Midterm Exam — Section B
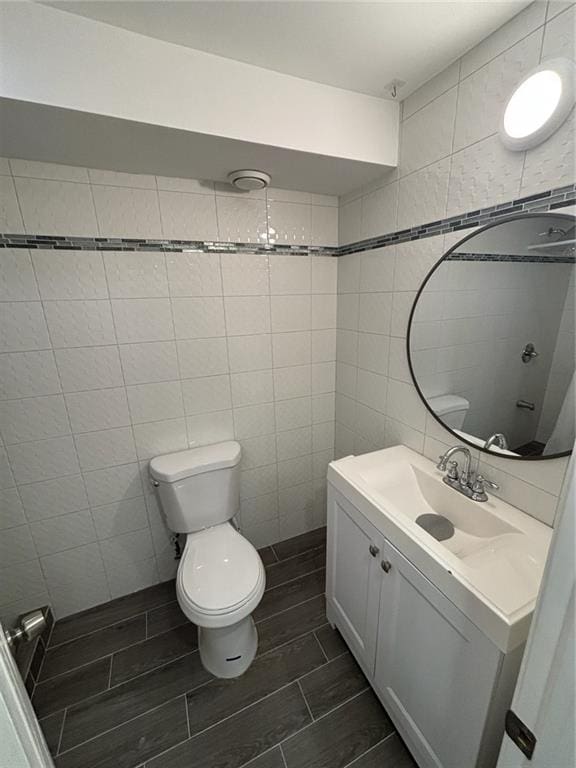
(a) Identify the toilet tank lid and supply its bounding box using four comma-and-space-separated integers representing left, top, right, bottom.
428, 394, 469, 416
149, 441, 241, 483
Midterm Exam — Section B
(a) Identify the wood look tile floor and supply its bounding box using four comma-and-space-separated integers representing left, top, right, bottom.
32, 526, 417, 768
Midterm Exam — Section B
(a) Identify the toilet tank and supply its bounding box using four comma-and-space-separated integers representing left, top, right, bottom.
428, 394, 470, 430
149, 442, 241, 534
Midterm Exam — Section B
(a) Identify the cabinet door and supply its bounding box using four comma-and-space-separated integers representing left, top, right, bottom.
326, 487, 384, 675
374, 541, 500, 768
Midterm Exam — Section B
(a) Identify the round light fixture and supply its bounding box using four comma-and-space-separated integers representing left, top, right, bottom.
227, 170, 271, 191
500, 58, 576, 151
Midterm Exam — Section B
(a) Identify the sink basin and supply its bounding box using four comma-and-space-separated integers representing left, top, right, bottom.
327, 444, 552, 651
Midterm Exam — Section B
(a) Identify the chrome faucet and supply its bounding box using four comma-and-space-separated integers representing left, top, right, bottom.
484, 433, 509, 451
436, 445, 499, 502
437, 445, 473, 489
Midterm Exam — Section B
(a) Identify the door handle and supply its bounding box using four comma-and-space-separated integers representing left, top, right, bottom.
369, 544, 380, 557
381, 560, 392, 573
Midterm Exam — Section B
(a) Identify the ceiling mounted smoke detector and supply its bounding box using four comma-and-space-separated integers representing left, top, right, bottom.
227, 170, 271, 191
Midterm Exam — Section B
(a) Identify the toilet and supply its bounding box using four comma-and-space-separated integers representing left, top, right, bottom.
427, 394, 470, 430
149, 441, 265, 679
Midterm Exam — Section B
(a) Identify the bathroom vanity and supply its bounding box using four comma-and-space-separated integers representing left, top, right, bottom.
326, 445, 552, 768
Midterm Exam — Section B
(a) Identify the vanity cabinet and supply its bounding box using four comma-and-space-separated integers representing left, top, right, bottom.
326, 485, 523, 768
325, 491, 384, 673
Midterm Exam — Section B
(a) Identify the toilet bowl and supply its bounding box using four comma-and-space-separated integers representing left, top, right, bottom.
149, 441, 265, 678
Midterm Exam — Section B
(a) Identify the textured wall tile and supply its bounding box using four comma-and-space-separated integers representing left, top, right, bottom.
171, 297, 225, 339
92, 185, 162, 238
361, 182, 398, 240
11, 159, 89, 182
7, 436, 80, 484
44, 300, 116, 347
127, 381, 184, 424
397, 158, 450, 231
120, 341, 179, 385
177, 338, 228, 379
104, 251, 168, 299
521, 109, 576, 195
454, 31, 542, 151
65, 388, 131, 433
19, 475, 88, 521
112, 298, 174, 343
75, 427, 137, 471
0, 395, 70, 444
159, 190, 219, 240
32, 250, 107, 300
221, 253, 270, 296
400, 88, 458, 176
403, 61, 460, 120
0, 176, 25, 233
165, 252, 222, 297
0, 302, 50, 352
0, 249, 39, 301
31, 509, 96, 556
310, 206, 338, 247
83, 463, 143, 507
0, 351, 60, 399
0, 487, 25, 530
268, 201, 311, 245
447, 135, 524, 217
15, 178, 97, 235
55, 346, 123, 392
0, 524, 37, 566
216, 196, 268, 243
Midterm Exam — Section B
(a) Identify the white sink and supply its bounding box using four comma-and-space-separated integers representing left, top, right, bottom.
328, 445, 552, 651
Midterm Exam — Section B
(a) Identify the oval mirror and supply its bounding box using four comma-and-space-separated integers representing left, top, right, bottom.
408, 213, 575, 459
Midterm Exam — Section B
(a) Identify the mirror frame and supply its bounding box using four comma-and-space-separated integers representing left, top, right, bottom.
406, 212, 574, 461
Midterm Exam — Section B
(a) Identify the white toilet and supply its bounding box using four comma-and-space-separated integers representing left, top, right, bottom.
427, 394, 470, 430
149, 441, 265, 679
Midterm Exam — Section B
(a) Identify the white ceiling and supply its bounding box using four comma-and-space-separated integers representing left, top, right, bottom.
49, 0, 531, 99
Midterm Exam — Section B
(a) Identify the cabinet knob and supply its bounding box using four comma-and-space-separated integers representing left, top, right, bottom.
369, 544, 380, 557
381, 560, 392, 573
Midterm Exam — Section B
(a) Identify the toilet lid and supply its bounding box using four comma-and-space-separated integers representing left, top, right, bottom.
178, 525, 262, 615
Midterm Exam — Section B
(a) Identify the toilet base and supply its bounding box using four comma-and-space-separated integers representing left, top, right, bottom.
198, 615, 258, 678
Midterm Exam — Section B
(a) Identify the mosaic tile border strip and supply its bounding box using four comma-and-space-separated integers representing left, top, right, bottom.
0, 184, 574, 258
337, 183, 576, 256
0, 235, 336, 257
446, 251, 575, 263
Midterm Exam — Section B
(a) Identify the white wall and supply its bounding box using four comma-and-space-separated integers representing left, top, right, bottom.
0, 160, 338, 622
411, 259, 571, 451
0, 2, 398, 169
339, 1, 575, 244
538, 264, 576, 442
335, 1, 574, 526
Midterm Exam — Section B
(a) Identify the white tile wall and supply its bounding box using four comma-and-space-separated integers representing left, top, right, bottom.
0, 164, 337, 619
338, 3, 575, 245
0, 163, 338, 246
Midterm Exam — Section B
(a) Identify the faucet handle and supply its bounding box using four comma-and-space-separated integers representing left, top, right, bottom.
446, 460, 459, 481
471, 474, 499, 501
436, 454, 448, 470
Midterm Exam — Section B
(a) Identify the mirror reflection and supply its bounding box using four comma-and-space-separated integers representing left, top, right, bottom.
408, 214, 575, 459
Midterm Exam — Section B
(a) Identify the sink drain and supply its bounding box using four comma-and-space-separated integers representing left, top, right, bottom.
416, 513, 455, 542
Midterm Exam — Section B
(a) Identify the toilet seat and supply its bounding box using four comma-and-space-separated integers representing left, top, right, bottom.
176, 523, 265, 629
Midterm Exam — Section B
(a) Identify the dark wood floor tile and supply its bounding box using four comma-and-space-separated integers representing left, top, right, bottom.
146, 601, 187, 638
33, 657, 111, 718
282, 689, 394, 768
258, 546, 278, 566
299, 652, 368, 719
148, 683, 311, 768
265, 547, 326, 590
272, 527, 326, 561
254, 569, 325, 622
39, 709, 65, 755
60, 651, 210, 752
55, 695, 188, 768
314, 625, 347, 660
257, 595, 326, 656
50, 581, 175, 646
242, 748, 285, 768
187, 632, 325, 737
111, 623, 198, 686
41, 616, 146, 681
348, 733, 417, 768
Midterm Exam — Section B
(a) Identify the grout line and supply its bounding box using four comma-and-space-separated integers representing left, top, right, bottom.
35, 653, 114, 688
55, 708, 67, 756
313, 630, 329, 663
297, 679, 315, 722
277, 687, 372, 749
279, 743, 289, 768
342, 731, 398, 768
183, 692, 191, 740
57, 676, 212, 757
107, 655, 113, 689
